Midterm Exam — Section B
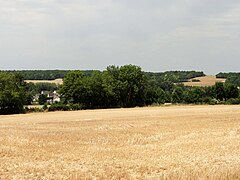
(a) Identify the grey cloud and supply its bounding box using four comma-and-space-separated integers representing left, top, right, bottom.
0, 0, 240, 73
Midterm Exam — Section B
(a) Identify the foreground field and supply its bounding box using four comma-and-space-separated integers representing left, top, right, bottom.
0, 106, 239, 179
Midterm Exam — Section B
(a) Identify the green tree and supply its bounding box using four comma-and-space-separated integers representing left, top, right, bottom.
185, 87, 205, 103
59, 70, 86, 104
38, 94, 48, 105
103, 65, 146, 107
172, 86, 185, 103
87, 71, 110, 108
0, 72, 25, 114
145, 87, 166, 105
214, 82, 225, 101
224, 83, 239, 100
118, 64, 146, 107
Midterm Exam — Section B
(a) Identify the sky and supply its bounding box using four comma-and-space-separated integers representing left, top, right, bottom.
0, 0, 240, 74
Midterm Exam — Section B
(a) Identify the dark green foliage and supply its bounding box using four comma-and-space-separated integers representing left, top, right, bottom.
59, 70, 87, 104
203, 86, 216, 99
59, 65, 146, 108
185, 87, 205, 103
216, 72, 228, 78
225, 98, 240, 105
214, 82, 225, 101
224, 83, 239, 100
24, 107, 44, 113
202, 97, 217, 105
0, 72, 25, 114
145, 87, 166, 105
2, 67, 240, 114
48, 103, 70, 111
34, 83, 58, 93
1, 70, 95, 80
118, 65, 146, 107
69, 103, 82, 111
172, 86, 185, 103
57, 67, 240, 108
216, 72, 240, 86
191, 79, 200, 82
42, 103, 48, 110
2, 70, 205, 83
38, 94, 48, 105
48, 103, 82, 111
145, 71, 205, 84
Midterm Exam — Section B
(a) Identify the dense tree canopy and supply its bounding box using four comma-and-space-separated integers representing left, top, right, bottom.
1, 70, 95, 80
216, 72, 240, 86
59, 65, 146, 108
57, 65, 240, 110
0, 72, 25, 114
1, 65, 240, 114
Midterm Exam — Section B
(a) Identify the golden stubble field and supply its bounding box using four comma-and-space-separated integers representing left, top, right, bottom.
183, 75, 226, 87
25, 79, 63, 85
0, 105, 240, 179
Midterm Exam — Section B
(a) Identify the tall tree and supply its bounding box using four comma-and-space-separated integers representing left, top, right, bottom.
224, 83, 239, 100
172, 86, 185, 103
0, 72, 25, 114
185, 87, 205, 103
118, 65, 146, 107
59, 70, 86, 104
215, 82, 225, 101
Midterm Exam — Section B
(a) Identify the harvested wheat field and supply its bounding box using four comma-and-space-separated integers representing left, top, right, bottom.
183, 75, 226, 87
25, 78, 63, 85
0, 105, 240, 179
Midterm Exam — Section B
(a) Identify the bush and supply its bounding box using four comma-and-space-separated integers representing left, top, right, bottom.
225, 98, 240, 105
69, 103, 82, 111
25, 107, 44, 113
48, 103, 70, 111
191, 79, 200, 82
202, 97, 217, 105
42, 103, 48, 111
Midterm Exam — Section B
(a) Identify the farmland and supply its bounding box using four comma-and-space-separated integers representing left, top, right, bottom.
183, 75, 226, 87
24, 75, 226, 87
25, 78, 63, 85
0, 105, 239, 179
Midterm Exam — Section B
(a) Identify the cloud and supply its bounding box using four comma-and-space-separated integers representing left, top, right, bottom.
0, 0, 239, 73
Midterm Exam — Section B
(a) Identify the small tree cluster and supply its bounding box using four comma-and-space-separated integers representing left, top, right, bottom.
0, 72, 25, 114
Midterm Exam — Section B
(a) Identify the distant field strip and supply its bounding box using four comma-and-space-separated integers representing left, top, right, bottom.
25, 78, 63, 84
0, 105, 239, 179
183, 75, 226, 86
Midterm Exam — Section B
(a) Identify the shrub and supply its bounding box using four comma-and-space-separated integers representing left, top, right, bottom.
42, 103, 48, 111
225, 98, 240, 105
202, 97, 217, 105
69, 103, 82, 111
25, 107, 44, 113
48, 103, 70, 111
191, 79, 200, 82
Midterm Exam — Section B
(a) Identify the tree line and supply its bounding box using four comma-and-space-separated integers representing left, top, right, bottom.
216, 72, 240, 86
1, 70, 95, 80
58, 65, 239, 110
0, 72, 25, 114
0, 65, 239, 114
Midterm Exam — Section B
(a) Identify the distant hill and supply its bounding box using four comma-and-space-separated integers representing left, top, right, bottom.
145, 71, 205, 83
183, 76, 226, 87
216, 72, 240, 86
5, 69, 240, 87
25, 79, 63, 85
0, 70, 95, 80
2, 70, 206, 83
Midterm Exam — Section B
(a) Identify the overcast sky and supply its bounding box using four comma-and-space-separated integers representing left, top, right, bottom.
0, 0, 240, 74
